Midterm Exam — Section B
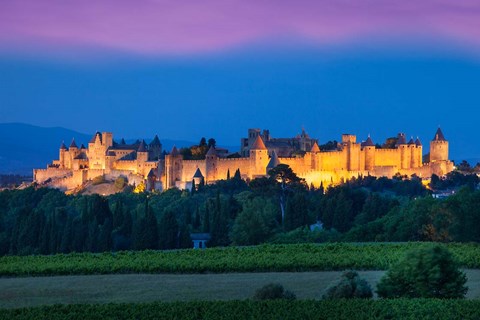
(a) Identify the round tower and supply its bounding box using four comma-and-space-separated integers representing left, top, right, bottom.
137, 140, 149, 163
430, 128, 449, 162
407, 137, 416, 168
69, 138, 79, 165
165, 146, 182, 189
310, 142, 320, 170
363, 135, 376, 171
59, 141, 67, 168
396, 133, 409, 169
205, 146, 218, 182
192, 167, 204, 187
414, 137, 423, 167
249, 136, 269, 178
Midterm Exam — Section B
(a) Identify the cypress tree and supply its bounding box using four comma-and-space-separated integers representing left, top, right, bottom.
210, 194, 229, 246
98, 217, 113, 252
191, 179, 196, 195
159, 211, 179, 249
193, 207, 201, 231
234, 169, 241, 180
203, 202, 210, 233
60, 215, 73, 253
113, 200, 125, 230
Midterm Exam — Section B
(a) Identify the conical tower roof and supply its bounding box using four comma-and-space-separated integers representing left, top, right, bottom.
251, 136, 267, 150
193, 168, 204, 179
171, 145, 179, 156
433, 127, 446, 141
69, 138, 78, 148
90, 131, 101, 143
408, 137, 415, 145
363, 135, 375, 147
149, 135, 162, 147
206, 146, 218, 157
60, 141, 67, 150
415, 137, 422, 146
147, 168, 157, 177
267, 151, 280, 169
137, 140, 147, 152
310, 142, 320, 152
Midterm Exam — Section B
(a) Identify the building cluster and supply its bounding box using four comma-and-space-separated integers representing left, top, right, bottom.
34, 128, 454, 192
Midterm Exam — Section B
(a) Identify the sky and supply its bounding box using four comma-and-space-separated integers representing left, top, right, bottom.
1, 0, 480, 160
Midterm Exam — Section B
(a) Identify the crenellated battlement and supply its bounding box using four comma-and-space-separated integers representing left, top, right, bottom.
34, 128, 453, 192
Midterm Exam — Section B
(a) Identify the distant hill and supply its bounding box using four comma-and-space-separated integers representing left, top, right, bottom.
0, 123, 198, 175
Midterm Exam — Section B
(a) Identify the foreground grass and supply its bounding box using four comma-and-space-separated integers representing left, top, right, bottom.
2, 271, 480, 309
2, 299, 480, 320
1, 243, 479, 277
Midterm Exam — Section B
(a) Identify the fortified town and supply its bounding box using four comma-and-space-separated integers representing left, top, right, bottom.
34, 128, 453, 192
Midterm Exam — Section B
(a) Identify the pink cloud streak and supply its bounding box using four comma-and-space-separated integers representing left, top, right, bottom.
1, 0, 480, 55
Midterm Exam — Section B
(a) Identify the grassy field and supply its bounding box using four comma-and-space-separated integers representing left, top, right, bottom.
3, 299, 480, 320
1, 270, 480, 309
1, 243, 480, 276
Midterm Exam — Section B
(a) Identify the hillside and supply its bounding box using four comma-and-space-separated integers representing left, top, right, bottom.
0, 123, 198, 175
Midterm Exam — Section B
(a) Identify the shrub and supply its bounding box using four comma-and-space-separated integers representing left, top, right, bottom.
114, 176, 127, 190
377, 244, 468, 298
253, 283, 296, 301
92, 175, 106, 185
323, 271, 373, 299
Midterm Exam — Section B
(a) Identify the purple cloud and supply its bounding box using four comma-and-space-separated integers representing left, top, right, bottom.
1, 0, 480, 55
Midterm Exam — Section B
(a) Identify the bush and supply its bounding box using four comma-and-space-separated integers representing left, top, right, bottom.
323, 271, 373, 299
114, 176, 127, 190
253, 283, 296, 301
92, 175, 106, 185
377, 244, 468, 298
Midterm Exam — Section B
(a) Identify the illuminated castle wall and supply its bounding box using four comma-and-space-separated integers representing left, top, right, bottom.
34, 128, 454, 191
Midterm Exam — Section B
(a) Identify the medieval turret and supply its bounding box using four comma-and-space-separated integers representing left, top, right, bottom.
149, 135, 162, 160
205, 146, 218, 182
249, 136, 269, 178
59, 141, 67, 168
266, 150, 280, 174
414, 137, 423, 166
137, 140, 148, 163
430, 127, 448, 162
396, 133, 409, 169
192, 168, 204, 187
310, 142, 320, 153
165, 146, 182, 189
363, 135, 376, 171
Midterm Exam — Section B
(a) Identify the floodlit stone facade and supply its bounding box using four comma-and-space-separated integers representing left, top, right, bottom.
34, 128, 454, 192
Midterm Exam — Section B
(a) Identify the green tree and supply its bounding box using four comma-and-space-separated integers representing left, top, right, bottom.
158, 210, 179, 249
253, 283, 296, 300
323, 271, 373, 299
285, 192, 310, 231
377, 245, 468, 298
230, 197, 277, 245
210, 194, 230, 246
267, 164, 305, 227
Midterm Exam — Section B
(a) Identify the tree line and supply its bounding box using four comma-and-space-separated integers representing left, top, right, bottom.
0, 165, 479, 256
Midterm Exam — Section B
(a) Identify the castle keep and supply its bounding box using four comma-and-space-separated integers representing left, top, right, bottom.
34, 128, 454, 192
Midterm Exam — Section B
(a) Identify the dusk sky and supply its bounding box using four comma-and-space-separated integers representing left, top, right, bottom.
1, 0, 480, 160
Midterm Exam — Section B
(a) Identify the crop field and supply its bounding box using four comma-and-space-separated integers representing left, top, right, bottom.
1, 243, 479, 276
1, 270, 480, 309
3, 299, 480, 320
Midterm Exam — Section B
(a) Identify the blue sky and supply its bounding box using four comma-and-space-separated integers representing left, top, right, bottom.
1, 1, 480, 161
